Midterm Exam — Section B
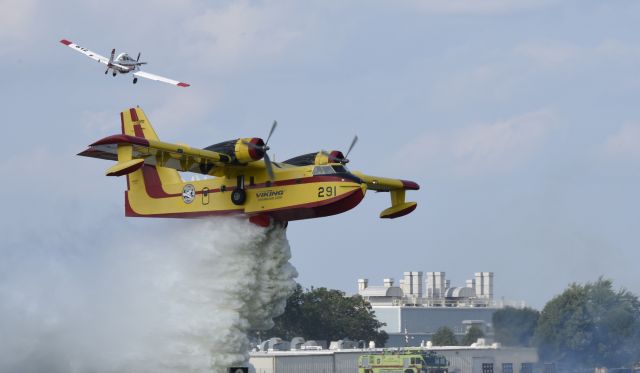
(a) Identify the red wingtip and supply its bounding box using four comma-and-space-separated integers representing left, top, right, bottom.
401, 180, 420, 190
177, 82, 190, 87
60, 39, 72, 46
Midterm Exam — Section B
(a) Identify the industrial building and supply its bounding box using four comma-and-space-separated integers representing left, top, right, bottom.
249, 344, 538, 373
358, 271, 525, 346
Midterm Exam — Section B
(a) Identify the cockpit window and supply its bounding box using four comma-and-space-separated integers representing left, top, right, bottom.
332, 165, 347, 173
312, 166, 334, 175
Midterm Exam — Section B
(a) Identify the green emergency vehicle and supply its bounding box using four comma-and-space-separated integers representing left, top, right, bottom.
358, 349, 449, 373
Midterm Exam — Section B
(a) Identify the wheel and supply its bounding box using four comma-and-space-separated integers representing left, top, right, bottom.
133, 77, 138, 84
112, 72, 116, 77
231, 188, 246, 205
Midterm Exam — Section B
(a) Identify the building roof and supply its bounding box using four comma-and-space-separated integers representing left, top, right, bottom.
444, 287, 475, 298
360, 286, 404, 297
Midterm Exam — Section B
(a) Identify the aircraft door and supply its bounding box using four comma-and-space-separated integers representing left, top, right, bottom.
202, 187, 209, 205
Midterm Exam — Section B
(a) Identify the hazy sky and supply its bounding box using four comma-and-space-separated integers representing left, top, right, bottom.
2, 0, 639, 309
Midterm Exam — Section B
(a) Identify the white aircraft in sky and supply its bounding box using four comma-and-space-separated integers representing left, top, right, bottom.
60, 39, 190, 87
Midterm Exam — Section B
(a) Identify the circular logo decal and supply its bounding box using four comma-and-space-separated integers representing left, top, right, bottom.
182, 184, 196, 204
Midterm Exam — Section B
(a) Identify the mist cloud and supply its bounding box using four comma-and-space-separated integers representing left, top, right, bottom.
0, 218, 297, 373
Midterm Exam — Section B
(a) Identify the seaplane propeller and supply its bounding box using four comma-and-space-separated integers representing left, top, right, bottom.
243, 120, 278, 181
322, 134, 358, 164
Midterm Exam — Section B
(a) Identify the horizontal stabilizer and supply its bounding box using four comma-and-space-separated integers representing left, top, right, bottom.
380, 202, 417, 219
106, 158, 144, 176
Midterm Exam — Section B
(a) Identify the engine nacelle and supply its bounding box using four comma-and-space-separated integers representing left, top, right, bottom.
314, 150, 344, 165
284, 150, 345, 166
204, 137, 265, 164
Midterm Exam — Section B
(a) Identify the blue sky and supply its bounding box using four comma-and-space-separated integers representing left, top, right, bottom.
2, 0, 639, 309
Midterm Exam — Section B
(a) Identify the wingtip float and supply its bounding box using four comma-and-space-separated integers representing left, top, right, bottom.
78, 107, 419, 227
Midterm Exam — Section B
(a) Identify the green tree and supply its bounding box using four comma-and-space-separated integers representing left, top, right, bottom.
534, 278, 640, 368
432, 326, 458, 346
493, 306, 540, 346
270, 284, 388, 346
461, 325, 485, 346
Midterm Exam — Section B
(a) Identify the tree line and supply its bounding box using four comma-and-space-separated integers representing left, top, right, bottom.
434, 278, 640, 369
269, 278, 640, 369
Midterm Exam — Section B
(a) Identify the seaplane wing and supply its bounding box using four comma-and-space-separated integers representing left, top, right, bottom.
80, 135, 230, 176
133, 71, 190, 87
79, 108, 228, 176
351, 172, 419, 192
60, 39, 110, 65
351, 171, 420, 219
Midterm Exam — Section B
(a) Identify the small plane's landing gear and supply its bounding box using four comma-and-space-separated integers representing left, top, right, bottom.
133, 77, 138, 84
231, 188, 246, 205
104, 69, 109, 75
112, 72, 116, 77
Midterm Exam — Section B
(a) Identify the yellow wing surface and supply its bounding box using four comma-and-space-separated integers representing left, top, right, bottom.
78, 107, 230, 177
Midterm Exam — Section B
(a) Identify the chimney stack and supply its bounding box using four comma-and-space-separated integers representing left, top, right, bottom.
358, 278, 369, 292
384, 278, 394, 288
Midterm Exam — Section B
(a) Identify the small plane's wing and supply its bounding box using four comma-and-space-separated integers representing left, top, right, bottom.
60, 39, 110, 65
133, 70, 190, 87
352, 171, 419, 219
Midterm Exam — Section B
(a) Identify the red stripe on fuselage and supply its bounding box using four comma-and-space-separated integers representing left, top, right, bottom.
125, 182, 364, 221
125, 190, 242, 217
132, 166, 364, 221
139, 167, 353, 200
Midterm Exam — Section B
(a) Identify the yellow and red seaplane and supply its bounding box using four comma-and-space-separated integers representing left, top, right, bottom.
79, 107, 419, 227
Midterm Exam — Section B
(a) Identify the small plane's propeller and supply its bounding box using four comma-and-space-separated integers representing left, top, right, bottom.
243, 120, 278, 181
105, 48, 115, 74
135, 52, 147, 66
321, 134, 358, 164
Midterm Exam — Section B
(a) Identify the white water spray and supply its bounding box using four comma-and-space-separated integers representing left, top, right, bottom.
0, 218, 297, 373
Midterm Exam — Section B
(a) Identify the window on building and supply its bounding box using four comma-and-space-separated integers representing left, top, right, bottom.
543, 363, 556, 373
483, 363, 494, 373
521, 363, 533, 373
502, 363, 513, 373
